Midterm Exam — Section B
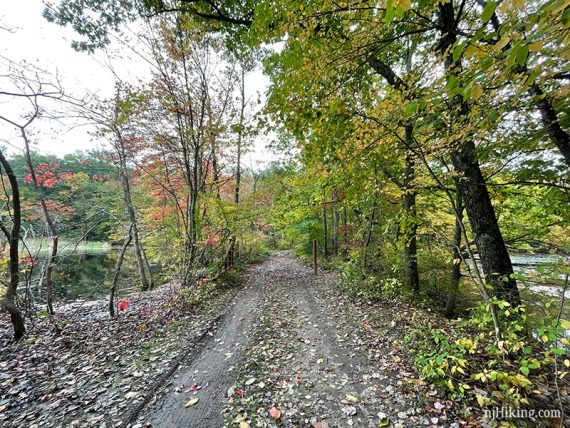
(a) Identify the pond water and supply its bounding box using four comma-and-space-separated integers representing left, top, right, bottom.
21, 247, 568, 305
510, 252, 569, 298
511, 252, 561, 268
23, 246, 139, 303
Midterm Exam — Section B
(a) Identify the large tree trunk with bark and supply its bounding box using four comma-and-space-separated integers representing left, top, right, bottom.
0, 150, 26, 340
438, 1, 520, 306
450, 143, 519, 305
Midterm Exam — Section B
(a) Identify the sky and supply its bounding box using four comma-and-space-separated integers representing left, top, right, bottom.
0, 0, 274, 167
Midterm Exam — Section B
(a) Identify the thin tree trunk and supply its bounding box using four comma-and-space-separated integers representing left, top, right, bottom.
403, 143, 419, 292
235, 67, 246, 205
529, 84, 570, 167
109, 227, 133, 317
250, 174, 259, 229
478, 3, 570, 167
45, 235, 58, 316
332, 207, 339, 256
229, 67, 246, 267
322, 206, 328, 259
0, 150, 26, 340
343, 206, 348, 258
141, 247, 154, 289
120, 160, 149, 291
362, 202, 376, 269
21, 129, 59, 315
115, 131, 150, 291
445, 184, 464, 317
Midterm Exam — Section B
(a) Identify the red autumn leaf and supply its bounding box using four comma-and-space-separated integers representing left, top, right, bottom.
117, 300, 129, 311
269, 406, 281, 419
235, 388, 245, 396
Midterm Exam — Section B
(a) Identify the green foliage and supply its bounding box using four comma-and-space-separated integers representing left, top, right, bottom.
407, 301, 569, 409
340, 253, 404, 301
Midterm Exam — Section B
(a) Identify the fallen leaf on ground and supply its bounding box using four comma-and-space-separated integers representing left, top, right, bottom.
187, 383, 200, 392
346, 394, 359, 403
269, 406, 281, 419
184, 398, 199, 408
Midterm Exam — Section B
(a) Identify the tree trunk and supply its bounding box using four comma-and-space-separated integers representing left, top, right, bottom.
332, 207, 339, 256
478, 5, 570, 168
45, 235, 58, 316
343, 207, 348, 258
452, 144, 519, 305
109, 227, 133, 317
322, 206, 328, 259
445, 185, 463, 317
529, 84, 570, 167
403, 145, 419, 292
22, 129, 59, 315
362, 202, 376, 269
115, 133, 150, 291
141, 247, 154, 289
235, 67, 246, 205
0, 150, 26, 340
438, 1, 520, 306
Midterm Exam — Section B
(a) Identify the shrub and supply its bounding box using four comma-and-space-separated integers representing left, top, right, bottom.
406, 301, 569, 409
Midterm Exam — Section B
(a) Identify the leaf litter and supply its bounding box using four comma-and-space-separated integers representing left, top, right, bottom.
0, 279, 239, 427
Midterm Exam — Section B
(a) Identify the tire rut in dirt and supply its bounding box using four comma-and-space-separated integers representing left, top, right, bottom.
136, 262, 269, 427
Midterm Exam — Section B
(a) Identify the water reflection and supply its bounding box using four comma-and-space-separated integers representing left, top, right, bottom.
24, 248, 137, 303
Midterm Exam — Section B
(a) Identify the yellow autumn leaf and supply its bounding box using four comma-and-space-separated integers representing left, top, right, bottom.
553, 0, 570, 13
346, 394, 359, 403
398, 0, 412, 11
476, 395, 486, 407
494, 36, 510, 51
528, 41, 544, 52
512, 0, 525, 9
184, 398, 199, 408
471, 84, 484, 101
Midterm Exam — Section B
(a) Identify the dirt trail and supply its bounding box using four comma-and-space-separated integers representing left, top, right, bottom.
137, 262, 267, 427
136, 252, 452, 428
